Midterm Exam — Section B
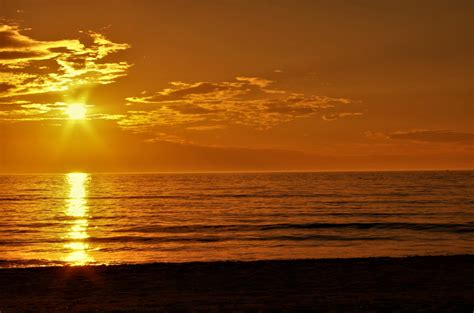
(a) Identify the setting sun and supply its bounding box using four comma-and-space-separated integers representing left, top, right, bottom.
65, 103, 87, 120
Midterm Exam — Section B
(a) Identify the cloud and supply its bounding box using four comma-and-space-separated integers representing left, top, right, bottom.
143, 132, 192, 145
126, 77, 274, 104
388, 130, 474, 144
117, 109, 205, 133
235, 76, 273, 87
322, 112, 363, 121
0, 24, 83, 65
0, 24, 131, 99
364, 131, 390, 140
186, 125, 226, 131
0, 82, 15, 92
0, 100, 123, 122
121, 77, 357, 135
0, 101, 66, 121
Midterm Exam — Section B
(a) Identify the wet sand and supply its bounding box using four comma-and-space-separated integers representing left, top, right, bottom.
0, 255, 472, 312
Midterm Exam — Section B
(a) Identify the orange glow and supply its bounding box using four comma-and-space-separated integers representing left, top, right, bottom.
0, 1, 472, 173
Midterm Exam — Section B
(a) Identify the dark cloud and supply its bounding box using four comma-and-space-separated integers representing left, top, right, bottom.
264, 101, 316, 114
160, 82, 230, 100
389, 130, 474, 143
172, 104, 220, 115
0, 50, 46, 60
0, 83, 15, 93
0, 26, 34, 48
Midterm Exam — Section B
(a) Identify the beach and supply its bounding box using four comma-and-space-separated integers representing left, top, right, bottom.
0, 255, 472, 312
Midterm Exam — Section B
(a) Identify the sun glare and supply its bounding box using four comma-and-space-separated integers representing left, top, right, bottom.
66, 103, 87, 120
65, 172, 93, 265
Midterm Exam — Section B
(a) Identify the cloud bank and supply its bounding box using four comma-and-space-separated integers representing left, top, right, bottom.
388, 130, 474, 144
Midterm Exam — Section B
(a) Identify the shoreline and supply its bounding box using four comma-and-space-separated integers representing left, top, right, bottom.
1, 252, 474, 269
1, 254, 472, 312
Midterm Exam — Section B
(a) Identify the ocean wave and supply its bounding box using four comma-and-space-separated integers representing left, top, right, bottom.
113, 222, 474, 234
260, 222, 474, 232
0, 258, 67, 268
1, 233, 398, 246
1, 221, 471, 246
0, 194, 459, 202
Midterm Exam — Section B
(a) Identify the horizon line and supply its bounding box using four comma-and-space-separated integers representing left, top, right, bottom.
1, 168, 473, 175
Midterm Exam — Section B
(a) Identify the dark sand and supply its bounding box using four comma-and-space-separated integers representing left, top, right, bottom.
0, 255, 473, 312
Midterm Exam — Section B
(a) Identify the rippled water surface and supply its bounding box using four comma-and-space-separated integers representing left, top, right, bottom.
0, 171, 473, 267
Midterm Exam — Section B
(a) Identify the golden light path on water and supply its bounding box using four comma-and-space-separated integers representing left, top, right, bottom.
64, 173, 94, 265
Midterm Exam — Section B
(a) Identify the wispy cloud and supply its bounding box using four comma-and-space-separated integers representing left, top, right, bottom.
0, 100, 125, 122
322, 112, 363, 121
0, 101, 68, 121
121, 77, 360, 137
0, 24, 131, 99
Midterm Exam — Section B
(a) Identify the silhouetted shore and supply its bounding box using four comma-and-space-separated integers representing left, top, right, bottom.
0, 255, 473, 312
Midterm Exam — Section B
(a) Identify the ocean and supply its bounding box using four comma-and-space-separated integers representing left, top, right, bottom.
0, 171, 472, 267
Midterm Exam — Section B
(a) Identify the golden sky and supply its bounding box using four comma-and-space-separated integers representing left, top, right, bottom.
0, 0, 473, 172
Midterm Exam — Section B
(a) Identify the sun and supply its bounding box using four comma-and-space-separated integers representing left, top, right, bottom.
66, 103, 87, 120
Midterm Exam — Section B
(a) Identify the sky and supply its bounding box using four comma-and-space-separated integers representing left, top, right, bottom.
0, 0, 473, 173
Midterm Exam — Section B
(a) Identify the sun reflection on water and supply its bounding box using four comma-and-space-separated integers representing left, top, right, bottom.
64, 173, 94, 265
